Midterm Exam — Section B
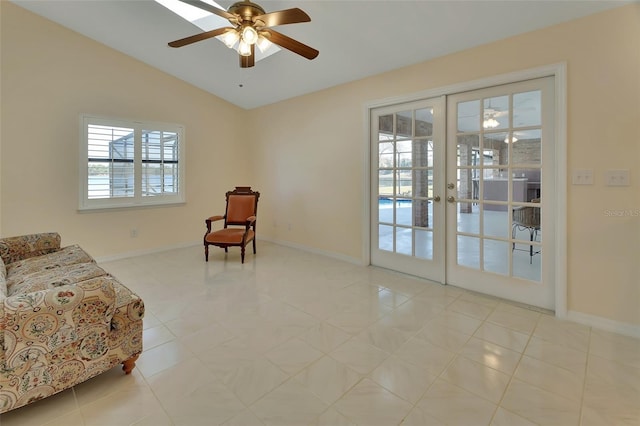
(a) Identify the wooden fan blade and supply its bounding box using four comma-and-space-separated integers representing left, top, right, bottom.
178, 0, 237, 23
240, 45, 255, 68
267, 29, 319, 60
168, 27, 232, 48
253, 8, 310, 28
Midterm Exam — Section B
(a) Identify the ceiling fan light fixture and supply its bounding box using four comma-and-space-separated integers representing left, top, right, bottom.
221, 29, 240, 48
238, 39, 252, 56
256, 34, 272, 52
483, 117, 499, 129
241, 25, 258, 45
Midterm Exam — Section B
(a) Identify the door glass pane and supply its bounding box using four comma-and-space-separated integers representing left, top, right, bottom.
396, 199, 412, 227
396, 111, 412, 139
378, 114, 393, 139
397, 140, 413, 168
398, 170, 412, 197
413, 139, 433, 167
457, 135, 479, 166
378, 224, 393, 251
513, 91, 541, 127
379, 142, 394, 168
458, 204, 479, 234
512, 129, 542, 165
378, 197, 392, 224
458, 100, 480, 132
415, 229, 432, 260
379, 171, 393, 197
396, 227, 412, 255
484, 239, 509, 275
413, 199, 431, 228
512, 202, 541, 281
483, 96, 509, 130
457, 169, 474, 201
413, 169, 430, 198
458, 235, 479, 269
484, 132, 509, 166
483, 209, 509, 238
483, 169, 508, 205
415, 108, 434, 137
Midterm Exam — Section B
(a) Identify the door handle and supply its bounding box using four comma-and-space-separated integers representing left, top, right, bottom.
447, 196, 455, 203
434, 195, 441, 202
447, 183, 455, 190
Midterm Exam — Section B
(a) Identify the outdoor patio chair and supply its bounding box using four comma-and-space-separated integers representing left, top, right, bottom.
512, 198, 540, 263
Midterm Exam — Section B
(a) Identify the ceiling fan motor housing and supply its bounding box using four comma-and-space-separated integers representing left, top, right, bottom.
228, 1, 266, 23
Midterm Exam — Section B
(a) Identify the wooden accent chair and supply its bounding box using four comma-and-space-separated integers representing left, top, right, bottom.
204, 186, 260, 263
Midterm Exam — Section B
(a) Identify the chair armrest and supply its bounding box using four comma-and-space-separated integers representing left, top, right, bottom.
205, 215, 225, 233
0, 233, 61, 265
245, 215, 257, 230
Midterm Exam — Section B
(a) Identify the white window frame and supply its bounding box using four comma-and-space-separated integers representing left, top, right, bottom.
79, 114, 186, 211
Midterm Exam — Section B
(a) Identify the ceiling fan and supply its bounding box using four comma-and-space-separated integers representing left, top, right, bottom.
168, 0, 319, 68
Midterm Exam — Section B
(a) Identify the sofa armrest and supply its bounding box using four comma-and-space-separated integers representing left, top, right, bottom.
0, 233, 61, 265
0, 276, 117, 370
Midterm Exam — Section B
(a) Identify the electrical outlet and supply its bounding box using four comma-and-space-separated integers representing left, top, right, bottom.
572, 169, 593, 185
606, 169, 630, 186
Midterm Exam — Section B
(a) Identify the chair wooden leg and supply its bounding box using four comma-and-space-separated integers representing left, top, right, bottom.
122, 354, 139, 374
204, 244, 209, 262
253, 238, 257, 254
241, 246, 246, 263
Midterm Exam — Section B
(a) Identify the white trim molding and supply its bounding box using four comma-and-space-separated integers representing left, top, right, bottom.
567, 310, 640, 339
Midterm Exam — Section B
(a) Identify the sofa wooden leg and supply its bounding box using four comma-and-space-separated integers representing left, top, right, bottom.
122, 354, 140, 375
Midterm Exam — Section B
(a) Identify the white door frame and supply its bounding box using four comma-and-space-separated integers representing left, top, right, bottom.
363, 63, 567, 317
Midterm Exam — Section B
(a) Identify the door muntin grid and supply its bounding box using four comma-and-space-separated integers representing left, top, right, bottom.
377, 107, 435, 259
455, 89, 543, 282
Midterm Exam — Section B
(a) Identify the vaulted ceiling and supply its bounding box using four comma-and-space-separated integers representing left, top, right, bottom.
11, 1, 629, 109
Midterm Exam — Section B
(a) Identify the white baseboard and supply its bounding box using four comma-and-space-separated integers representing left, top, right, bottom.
566, 310, 640, 339
258, 236, 365, 266
95, 240, 200, 263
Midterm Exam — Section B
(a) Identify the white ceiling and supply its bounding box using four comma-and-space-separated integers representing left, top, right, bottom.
11, 0, 629, 109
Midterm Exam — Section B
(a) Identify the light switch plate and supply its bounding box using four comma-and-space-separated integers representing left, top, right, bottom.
572, 169, 593, 185
606, 169, 630, 186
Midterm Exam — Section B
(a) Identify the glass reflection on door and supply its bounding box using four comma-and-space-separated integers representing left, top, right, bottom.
377, 107, 435, 260
455, 90, 542, 282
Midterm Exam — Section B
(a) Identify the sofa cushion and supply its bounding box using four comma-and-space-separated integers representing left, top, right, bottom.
6, 245, 94, 282
7, 262, 108, 297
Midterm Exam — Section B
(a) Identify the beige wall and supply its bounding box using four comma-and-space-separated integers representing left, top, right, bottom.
1, 2, 249, 258
248, 4, 640, 327
1, 3, 638, 327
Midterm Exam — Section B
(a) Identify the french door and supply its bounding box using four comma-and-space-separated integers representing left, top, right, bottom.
370, 77, 556, 310
370, 97, 446, 282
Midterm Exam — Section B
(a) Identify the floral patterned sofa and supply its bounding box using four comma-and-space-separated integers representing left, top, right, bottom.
0, 233, 144, 413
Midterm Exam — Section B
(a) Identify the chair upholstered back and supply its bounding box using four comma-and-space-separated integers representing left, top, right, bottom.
226, 194, 258, 225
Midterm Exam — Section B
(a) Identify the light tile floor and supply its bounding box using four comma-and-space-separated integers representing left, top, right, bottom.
2, 243, 639, 425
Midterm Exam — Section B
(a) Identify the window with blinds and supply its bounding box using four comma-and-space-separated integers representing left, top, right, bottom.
80, 115, 185, 210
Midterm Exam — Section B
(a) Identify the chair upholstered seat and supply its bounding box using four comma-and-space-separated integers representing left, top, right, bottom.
205, 228, 255, 245
204, 187, 260, 263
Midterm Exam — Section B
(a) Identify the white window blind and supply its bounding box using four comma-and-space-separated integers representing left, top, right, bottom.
80, 115, 185, 210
